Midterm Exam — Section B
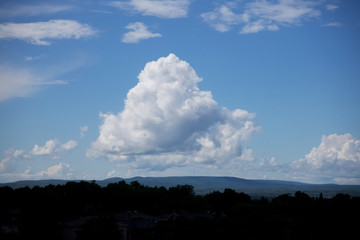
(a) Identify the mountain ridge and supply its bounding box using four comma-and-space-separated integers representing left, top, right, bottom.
1, 176, 359, 198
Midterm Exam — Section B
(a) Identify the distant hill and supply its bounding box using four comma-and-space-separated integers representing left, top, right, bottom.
123, 176, 360, 198
1, 176, 360, 198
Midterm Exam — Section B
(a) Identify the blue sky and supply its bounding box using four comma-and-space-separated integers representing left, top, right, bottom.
1, 0, 359, 184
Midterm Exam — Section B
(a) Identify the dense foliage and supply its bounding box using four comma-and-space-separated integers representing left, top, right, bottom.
0, 180, 359, 240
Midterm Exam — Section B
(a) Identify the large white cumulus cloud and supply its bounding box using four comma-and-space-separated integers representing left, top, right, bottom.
88, 54, 259, 170
291, 133, 360, 183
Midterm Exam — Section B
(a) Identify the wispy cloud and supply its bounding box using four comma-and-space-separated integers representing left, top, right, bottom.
0, 4, 72, 18
334, 177, 360, 185
201, 3, 247, 32
88, 54, 259, 171
202, 0, 322, 34
326, 4, 339, 11
0, 20, 96, 46
122, 22, 161, 43
107, 170, 116, 177
25, 55, 44, 61
0, 65, 67, 102
322, 22, 342, 27
240, 20, 279, 34
80, 126, 89, 138
90, 9, 113, 14
1, 52, 93, 102
60, 140, 78, 151
109, 0, 190, 18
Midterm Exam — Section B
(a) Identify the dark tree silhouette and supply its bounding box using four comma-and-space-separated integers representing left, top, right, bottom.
1, 181, 359, 240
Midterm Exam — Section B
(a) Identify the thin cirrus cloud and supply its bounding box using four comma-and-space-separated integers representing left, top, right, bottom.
0, 4, 72, 18
201, 0, 321, 34
201, 3, 248, 32
109, 0, 190, 18
322, 22, 342, 27
0, 19, 97, 46
1, 52, 93, 102
122, 22, 161, 43
326, 4, 339, 11
0, 65, 67, 102
87, 54, 260, 171
291, 133, 360, 184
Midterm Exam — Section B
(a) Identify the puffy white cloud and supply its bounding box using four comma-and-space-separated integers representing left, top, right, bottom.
31, 139, 57, 156
38, 163, 72, 178
0, 20, 96, 45
300, 134, 360, 168
122, 22, 161, 43
0, 4, 72, 18
109, 0, 190, 18
291, 134, 360, 183
0, 139, 77, 178
202, 0, 321, 34
2, 163, 73, 181
31, 139, 77, 157
88, 54, 259, 171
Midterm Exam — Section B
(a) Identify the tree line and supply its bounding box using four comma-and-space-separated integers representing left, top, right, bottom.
0, 180, 359, 240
